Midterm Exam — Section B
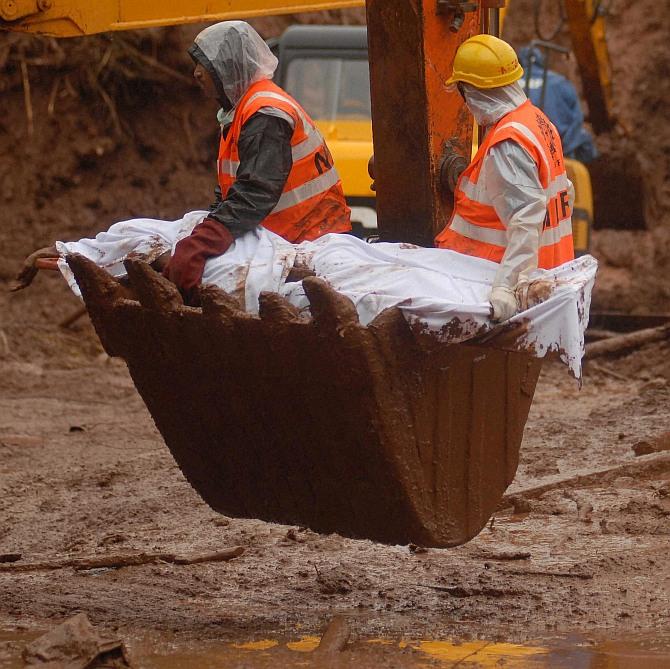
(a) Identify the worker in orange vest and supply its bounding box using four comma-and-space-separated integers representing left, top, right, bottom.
12, 21, 351, 298
164, 21, 351, 299
435, 35, 574, 322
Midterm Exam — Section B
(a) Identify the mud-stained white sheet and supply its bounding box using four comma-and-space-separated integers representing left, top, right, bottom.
56, 210, 597, 378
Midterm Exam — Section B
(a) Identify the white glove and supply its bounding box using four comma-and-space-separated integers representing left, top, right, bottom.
489, 285, 518, 322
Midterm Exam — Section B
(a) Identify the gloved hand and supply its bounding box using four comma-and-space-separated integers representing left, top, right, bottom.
489, 285, 518, 322
163, 217, 234, 301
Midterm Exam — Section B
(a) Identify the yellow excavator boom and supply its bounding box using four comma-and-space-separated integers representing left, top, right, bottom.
0, 0, 364, 37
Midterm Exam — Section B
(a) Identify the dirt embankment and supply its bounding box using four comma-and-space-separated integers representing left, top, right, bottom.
0, 27, 215, 364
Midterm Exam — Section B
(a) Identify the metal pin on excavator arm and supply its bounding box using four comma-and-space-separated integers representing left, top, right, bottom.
6, 0, 548, 547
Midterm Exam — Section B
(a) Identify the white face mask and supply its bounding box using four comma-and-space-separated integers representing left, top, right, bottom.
462, 81, 527, 126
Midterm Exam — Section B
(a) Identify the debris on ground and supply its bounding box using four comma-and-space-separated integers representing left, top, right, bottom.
22, 613, 131, 668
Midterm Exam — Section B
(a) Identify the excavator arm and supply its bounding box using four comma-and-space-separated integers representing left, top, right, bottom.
0, 0, 365, 37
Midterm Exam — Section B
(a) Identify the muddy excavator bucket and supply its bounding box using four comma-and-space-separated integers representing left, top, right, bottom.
68, 254, 541, 548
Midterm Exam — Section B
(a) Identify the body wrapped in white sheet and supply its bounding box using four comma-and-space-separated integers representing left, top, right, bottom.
56, 211, 596, 378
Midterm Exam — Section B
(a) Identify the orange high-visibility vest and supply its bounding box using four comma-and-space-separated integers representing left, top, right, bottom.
435, 100, 574, 269
217, 80, 351, 243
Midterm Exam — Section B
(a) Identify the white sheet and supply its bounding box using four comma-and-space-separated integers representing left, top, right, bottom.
56, 211, 597, 378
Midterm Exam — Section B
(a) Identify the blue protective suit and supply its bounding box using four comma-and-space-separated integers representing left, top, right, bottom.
518, 47, 598, 163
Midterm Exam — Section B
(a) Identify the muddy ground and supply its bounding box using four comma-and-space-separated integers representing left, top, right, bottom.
1, 277, 670, 665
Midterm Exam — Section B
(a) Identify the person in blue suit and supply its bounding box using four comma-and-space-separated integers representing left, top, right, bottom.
518, 46, 598, 164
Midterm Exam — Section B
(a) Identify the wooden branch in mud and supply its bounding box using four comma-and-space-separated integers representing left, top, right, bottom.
500, 451, 670, 507
0, 546, 244, 573
171, 548, 244, 565
585, 323, 670, 358
499, 569, 593, 580
58, 305, 88, 329
475, 550, 531, 561
20, 58, 34, 137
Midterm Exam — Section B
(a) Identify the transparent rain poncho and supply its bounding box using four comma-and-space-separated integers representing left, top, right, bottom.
460, 81, 574, 291
190, 21, 278, 107
461, 80, 527, 127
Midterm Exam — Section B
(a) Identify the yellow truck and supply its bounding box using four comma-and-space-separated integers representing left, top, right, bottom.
271, 26, 377, 237
273, 24, 592, 250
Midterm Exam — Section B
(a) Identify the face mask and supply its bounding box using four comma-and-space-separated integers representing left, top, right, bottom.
462, 81, 527, 127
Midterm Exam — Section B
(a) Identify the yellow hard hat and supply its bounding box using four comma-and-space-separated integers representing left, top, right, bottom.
446, 34, 524, 89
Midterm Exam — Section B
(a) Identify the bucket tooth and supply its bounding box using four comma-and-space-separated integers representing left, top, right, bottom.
302, 276, 359, 333
66, 253, 127, 307
199, 284, 247, 321
66, 253, 131, 357
123, 258, 183, 312
258, 291, 302, 323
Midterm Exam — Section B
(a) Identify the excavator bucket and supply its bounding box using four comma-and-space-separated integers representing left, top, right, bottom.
68, 254, 541, 548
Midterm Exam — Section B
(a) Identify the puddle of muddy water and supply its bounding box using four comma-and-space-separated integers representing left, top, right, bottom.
3, 628, 670, 668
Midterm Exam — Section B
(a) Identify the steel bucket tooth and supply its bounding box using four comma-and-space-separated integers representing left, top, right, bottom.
123, 257, 183, 311
68, 257, 542, 547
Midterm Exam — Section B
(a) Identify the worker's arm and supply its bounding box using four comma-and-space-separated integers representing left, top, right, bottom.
164, 110, 293, 301
208, 112, 293, 236
484, 140, 546, 321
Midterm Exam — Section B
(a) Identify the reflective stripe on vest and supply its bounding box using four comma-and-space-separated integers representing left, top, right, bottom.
497, 121, 550, 181
272, 168, 341, 214
459, 170, 570, 205
218, 158, 239, 177
450, 212, 573, 248
244, 90, 328, 163
216, 103, 324, 178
